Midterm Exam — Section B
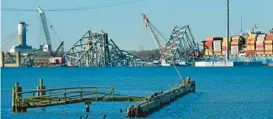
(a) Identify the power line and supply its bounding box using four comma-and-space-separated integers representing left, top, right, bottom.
2, 0, 148, 12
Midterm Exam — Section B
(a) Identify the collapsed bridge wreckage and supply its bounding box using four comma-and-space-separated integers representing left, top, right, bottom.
63, 30, 148, 67
142, 14, 200, 66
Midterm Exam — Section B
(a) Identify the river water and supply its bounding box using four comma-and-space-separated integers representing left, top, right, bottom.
1, 67, 273, 119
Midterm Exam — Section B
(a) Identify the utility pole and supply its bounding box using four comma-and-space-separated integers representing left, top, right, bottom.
226, 0, 230, 61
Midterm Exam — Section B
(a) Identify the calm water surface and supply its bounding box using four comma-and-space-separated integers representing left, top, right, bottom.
1, 67, 273, 119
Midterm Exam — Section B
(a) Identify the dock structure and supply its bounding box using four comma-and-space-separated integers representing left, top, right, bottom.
126, 77, 195, 118
12, 78, 195, 118
12, 78, 144, 113
1, 52, 21, 67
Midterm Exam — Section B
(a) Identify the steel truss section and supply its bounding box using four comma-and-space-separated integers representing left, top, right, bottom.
21, 54, 35, 67
63, 30, 147, 67
161, 25, 199, 63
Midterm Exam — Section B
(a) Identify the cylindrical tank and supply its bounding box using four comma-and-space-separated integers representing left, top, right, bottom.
18, 22, 27, 47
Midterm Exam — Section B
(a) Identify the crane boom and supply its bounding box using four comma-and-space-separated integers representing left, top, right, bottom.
37, 6, 53, 56
142, 14, 164, 52
53, 41, 64, 57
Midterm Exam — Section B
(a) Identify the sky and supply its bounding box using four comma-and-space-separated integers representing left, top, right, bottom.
1, 0, 273, 51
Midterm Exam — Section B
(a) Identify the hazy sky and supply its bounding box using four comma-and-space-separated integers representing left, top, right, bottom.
1, 0, 273, 51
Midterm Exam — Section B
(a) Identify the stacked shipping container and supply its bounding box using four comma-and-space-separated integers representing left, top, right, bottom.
203, 38, 213, 56
213, 38, 222, 55
247, 34, 256, 55
222, 38, 227, 55
256, 34, 265, 55
265, 33, 273, 55
202, 29, 273, 57
230, 36, 240, 55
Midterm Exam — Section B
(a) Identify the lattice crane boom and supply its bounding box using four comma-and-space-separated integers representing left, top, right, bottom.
142, 14, 164, 54
37, 6, 53, 56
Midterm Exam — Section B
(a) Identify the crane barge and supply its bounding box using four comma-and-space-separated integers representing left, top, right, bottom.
37, 6, 65, 65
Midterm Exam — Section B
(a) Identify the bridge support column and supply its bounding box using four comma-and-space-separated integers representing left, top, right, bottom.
85, 101, 91, 112
12, 82, 26, 112
36, 78, 46, 96
16, 52, 21, 67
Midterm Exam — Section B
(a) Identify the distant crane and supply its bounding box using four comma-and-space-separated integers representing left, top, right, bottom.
37, 6, 65, 65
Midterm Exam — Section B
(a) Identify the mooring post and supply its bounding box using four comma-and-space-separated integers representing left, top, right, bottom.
85, 101, 91, 112
182, 77, 186, 86
12, 82, 26, 112
36, 78, 46, 96
186, 77, 191, 86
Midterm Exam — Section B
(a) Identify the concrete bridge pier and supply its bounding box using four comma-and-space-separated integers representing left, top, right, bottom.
1, 52, 4, 67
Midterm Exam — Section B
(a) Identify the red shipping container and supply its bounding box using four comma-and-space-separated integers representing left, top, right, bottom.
222, 46, 227, 51
205, 41, 213, 48
266, 33, 273, 40
256, 45, 264, 47
247, 50, 255, 55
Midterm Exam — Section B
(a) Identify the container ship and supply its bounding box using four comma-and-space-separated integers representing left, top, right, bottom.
195, 27, 273, 67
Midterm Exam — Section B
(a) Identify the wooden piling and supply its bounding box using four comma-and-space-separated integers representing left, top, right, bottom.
85, 101, 91, 112
12, 82, 27, 112
36, 78, 46, 96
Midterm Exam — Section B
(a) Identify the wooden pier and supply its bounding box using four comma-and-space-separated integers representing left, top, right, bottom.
12, 78, 195, 118
12, 79, 144, 113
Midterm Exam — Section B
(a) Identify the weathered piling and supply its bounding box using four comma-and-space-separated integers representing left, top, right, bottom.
36, 78, 46, 96
85, 101, 91, 112
12, 82, 27, 112
126, 78, 196, 118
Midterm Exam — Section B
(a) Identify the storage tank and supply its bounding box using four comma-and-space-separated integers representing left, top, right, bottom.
18, 22, 27, 47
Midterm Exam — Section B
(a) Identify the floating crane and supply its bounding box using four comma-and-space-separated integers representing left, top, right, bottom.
37, 6, 65, 65
142, 14, 200, 65
142, 13, 170, 65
